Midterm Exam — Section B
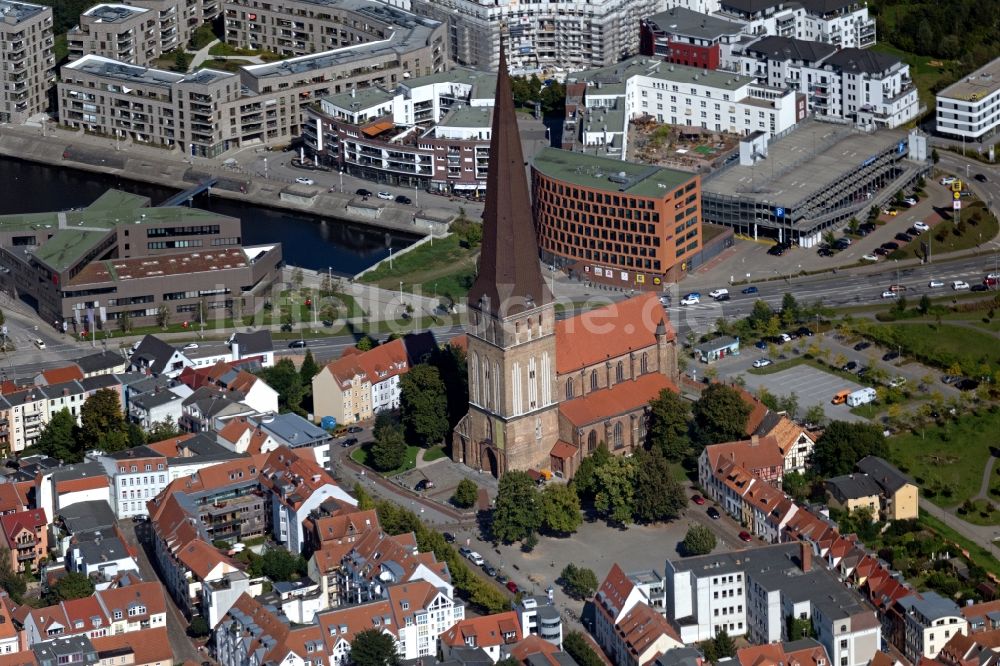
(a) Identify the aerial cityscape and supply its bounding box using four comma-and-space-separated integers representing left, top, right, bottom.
0, 0, 997, 664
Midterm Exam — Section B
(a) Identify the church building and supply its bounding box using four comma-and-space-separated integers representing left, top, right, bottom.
451, 42, 681, 480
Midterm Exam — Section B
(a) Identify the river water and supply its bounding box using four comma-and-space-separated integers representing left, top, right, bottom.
0, 156, 418, 274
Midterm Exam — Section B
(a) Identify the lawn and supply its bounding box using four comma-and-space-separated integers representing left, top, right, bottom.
920, 512, 1000, 578
360, 234, 478, 304
888, 408, 1000, 508
200, 58, 254, 73
852, 321, 1000, 375
888, 201, 999, 261
870, 43, 953, 111
423, 445, 447, 463
351, 443, 421, 475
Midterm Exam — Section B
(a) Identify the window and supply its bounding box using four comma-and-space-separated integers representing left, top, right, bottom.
641, 353, 649, 374
615, 361, 624, 383
613, 422, 623, 449
566, 378, 574, 400
588, 430, 598, 452
590, 370, 598, 391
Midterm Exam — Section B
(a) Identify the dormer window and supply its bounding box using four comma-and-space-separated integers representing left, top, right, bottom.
113, 610, 123, 620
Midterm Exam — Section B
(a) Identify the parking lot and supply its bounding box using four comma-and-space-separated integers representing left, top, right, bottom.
740, 364, 868, 423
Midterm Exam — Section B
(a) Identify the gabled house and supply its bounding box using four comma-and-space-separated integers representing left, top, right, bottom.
129, 335, 193, 378
0, 511, 47, 574
229, 330, 275, 368
74, 350, 129, 378
595, 563, 679, 664
441, 612, 523, 663
338, 528, 451, 606
312, 338, 410, 426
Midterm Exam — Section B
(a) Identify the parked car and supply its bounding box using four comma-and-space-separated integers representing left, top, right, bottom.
874, 248, 889, 256
680, 293, 701, 305
495, 573, 509, 584
34, 339, 46, 350
862, 254, 879, 262
183, 342, 199, 350
459, 546, 472, 557
854, 341, 871, 351
288, 340, 307, 348
956, 378, 980, 391
903, 196, 918, 206
768, 243, 790, 256
895, 233, 912, 242
295, 177, 315, 186
883, 209, 898, 216
739, 531, 753, 542
483, 564, 498, 577
882, 351, 900, 361
377, 191, 393, 200
466, 551, 485, 566
953, 280, 971, 290
881, 242, 900, 251
691, 495, 706, 505
777, 333, 792, 343
928, 280, 944, 288
972, 284, 989, 292
395, 195, 412, 204
940, 176, 957, 186
842, 361, 858, 372
888, 376, 907, 388
940, 375, 960, 385
340, 437, 358, 448
414, 479, 436, 492
818, 247, 835, 257
443, 532, 456, 544
754, 339, 768, 350
356, 188, 373, 197
741, 286, 759, 295
914, 221, 930, 232
506, 581, 519, 594
707, 507, 721, 519
752, 358, 773, 368
907, 226, 922, 236
347, 426, 364, 433
795, 327, 814, 337
975, 173, 988, 183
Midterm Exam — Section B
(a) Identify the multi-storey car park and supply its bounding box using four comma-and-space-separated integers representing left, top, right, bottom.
58, 1, 446, 156
935, 57, 1000, 143
699, 118, 930, 246
0, 0, 55, 124
0, 190, 282, 329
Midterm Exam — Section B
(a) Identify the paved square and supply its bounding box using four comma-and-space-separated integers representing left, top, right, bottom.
740, 364, 868, 423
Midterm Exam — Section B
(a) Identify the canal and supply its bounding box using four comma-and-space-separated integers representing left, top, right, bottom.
0, 156, 418, 275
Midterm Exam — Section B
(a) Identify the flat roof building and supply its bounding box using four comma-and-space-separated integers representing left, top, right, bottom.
936, 57, 1000, 142
67, 4, 159, 66
0, 0, 55, 123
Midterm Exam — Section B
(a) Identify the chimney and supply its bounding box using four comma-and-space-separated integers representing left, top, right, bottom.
800, 541, 812, 572
750, 435, 759, 446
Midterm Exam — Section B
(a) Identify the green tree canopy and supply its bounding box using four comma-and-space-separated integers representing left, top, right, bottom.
45, 571, 94, 604
632, 448, 687, 523
692, 384, 751, 446
350, 629, 399, 666
572, 443, 611, 500
540, 483, 582, 536
299, 349, 321, 385
430, 345, 468, 428
682, 524, 717, 556
492, 471, 541, 543
647, 389, 690, 461
810, 421, 888, 476
400, 364, 449, 446
370, 423, 407, 472
780, 293, 800, 326
254, 548, 306, 582
257, 358, 306, 415
80, 389, 128, 452
748, 300, 775, 330
594, 455, 636, 526
452, 479, 478, 508
186, 616, 211, 638
146, 417, 182, 443
564, 632, 605, 666
559, 563, 599, 600
34, 408, 80, 463
701, 628, 736, 661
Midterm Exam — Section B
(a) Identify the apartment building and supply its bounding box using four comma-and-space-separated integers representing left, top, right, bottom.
98, 446, 171, 519
736, 36, 920, 128
441, 613, 522, 663
313, 337, 411, 425
0, 509, 47, 573
936, 57, 1000, 142
68, 4, 159, 66
715, 0, 875, 50
409, 0, 660, 72
564, 57, 803, 159
595, 565, 682, 666
640, 7, 746, 71
303, 68, 514, 193
0, 189, 282, 329
126, 0, 221, 53
0, 0, 54, 123
897, 592, 968, 663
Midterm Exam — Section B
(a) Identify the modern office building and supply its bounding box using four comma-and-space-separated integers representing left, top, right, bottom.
67, 4, 160, 66
640, 7, 746, 71
700, 119, 929, 245
407, 0, 660, 72
935, 57, 1000, 142
736, 36, 920, 129
563, 57, 804, 159
0, 0, 55, 123
0, 189, 282, 328
531, 147, 702, 286
58, 2, 446, 155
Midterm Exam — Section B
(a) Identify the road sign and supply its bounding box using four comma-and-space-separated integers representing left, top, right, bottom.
775, 207, 785, 217
954, 199, 962, 210
954, 191, 961, 200
952, 180, 963, 192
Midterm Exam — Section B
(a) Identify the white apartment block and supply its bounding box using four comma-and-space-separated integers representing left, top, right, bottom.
936, 57, 1000, 142
715, 0, 875, 50
898, 592, 968, 663
98, 447, 170, 518
0, 0, 54, 123
665, 543, 880, 666
567, 57, 802, 159
408, 0, 662, 72
736, 36, 919, 129
68, 4, 160, 66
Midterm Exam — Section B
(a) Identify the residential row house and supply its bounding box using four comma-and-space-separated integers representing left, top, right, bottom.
594, 564, 683, 666
313, 337, 412, 426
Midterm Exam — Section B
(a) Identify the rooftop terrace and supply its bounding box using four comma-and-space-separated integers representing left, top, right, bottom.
532, 146, 694, 198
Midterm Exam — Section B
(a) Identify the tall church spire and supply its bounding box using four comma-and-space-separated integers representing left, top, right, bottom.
467, 38, 551, 317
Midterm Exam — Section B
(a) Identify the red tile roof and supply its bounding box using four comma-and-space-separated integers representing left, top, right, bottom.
0, 652, 37, 666
704, 436, 785, 478
324, 338, 409, 389
39, 365, 84, 385
0, 484, 26, 514
560, 374, 676, 427
554, 293, 675, 375
550, 440, 578, 460
0, 510, 46, 542
91, 626, 172, 665
55, 475, 109, 493
615, 602, 679, 658
441, 611, 522, 648
733, 386, 770, 435
176, 539, 238, 581
596, 563, 637, 624
144, 433, 197, 457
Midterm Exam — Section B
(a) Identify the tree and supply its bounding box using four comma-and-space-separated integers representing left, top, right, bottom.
919, 293, 932, 315
682, 524, 717, 556
810, 421, 888, 476
702, 629, 736, 661
173, 49, 190, 72
80, 389, 128, 452
647, 389, 690, 461
931, 148, 940, 164
356, 335, 377, 352
572, 444, 611, 501
118, 310, 132, 333
452, 479, 478, 508
45, 571, 94, 604
156, 305, 170, 328
34, 408, 80, 462
400, 364, 449, 446
257, 358, 306, 415
632, 448, 687, 523
692, 384, 752, 446
0, 550, 25, 603
319, 271, 340, 297
560, 563, 599, 600
350, 629, 399, 666
748, 300, 774, 331
291, 266, 305, 289
778, 392, 800, 419
781, 293, 800, 327
847, 218, 860, 235
146, 417, 182, 443
353, 483, 376, 511
492, 470, 541, 543
540, 483, 582, 535
564, 632, 605, 666
299, 349, 320, 385
258, 547, 306, 582
186, 616, 211, 638
431, 345, 469, 428
594, 455, 636, 526
370, 423, 407, 472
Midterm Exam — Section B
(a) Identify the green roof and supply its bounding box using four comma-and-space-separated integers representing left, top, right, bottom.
0, 189, 224, 272
531, 147, 695, 198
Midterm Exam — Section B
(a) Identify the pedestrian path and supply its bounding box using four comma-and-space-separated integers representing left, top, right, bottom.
187, 39, 266, 69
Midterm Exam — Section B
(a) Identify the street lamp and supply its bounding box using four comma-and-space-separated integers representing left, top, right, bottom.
339, 170, 344, 192
388, 247, 393, 269
414, 182, 419, 207
263, 157, 268, 179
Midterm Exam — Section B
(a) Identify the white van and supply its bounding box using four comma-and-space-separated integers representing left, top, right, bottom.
940, 176, 957, 186
709, 288, 729, 299
846, 387, 877, 407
